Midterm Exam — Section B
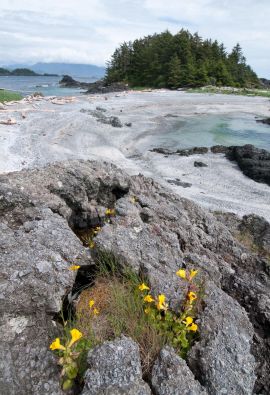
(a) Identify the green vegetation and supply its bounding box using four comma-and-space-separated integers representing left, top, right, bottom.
106, 29, 259, 89
0, 67, 38, 76
189, 86, 270, 97
0, 89, 22, 102
50, 246, 202, 390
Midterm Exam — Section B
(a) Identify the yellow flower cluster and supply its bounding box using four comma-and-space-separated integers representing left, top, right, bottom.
182, 316, 198, 332
176, 268, 198, 281
105, 208, 116, 216
49, 328, 83, 351
68, 265, 81, 271
88, 299, 99, 315
137, 271, 199, 355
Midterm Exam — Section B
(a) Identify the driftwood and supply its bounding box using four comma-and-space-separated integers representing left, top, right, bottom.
0, 118, 17, 125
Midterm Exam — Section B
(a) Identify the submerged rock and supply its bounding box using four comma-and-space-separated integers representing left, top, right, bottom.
0, 160, 269, 394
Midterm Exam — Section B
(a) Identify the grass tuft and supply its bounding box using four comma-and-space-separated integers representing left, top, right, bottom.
0, 89, 22, 103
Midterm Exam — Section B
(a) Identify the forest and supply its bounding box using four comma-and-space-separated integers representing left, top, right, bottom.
105, 30, 259, 88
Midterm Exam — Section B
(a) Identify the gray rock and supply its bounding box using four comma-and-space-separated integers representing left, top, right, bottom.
167, 179, 192, 188
188, 283, 256, 395
81, 337, 151, 395
194, 161, 208, 168
0, 160, 268, 394
151, 346, 207, 395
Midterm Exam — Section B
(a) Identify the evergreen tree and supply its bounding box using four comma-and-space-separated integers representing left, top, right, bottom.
168, 55, 183, 88
105, 31, 259, 89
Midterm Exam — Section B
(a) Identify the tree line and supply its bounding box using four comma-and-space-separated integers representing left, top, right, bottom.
105, 30, 259, 89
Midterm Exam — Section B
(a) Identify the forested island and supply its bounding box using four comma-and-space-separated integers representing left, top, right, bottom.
0, 67, 58, 76
105, 29, 259, 89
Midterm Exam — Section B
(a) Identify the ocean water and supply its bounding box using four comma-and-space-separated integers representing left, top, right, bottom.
0, 75, 97, 97
140, 113, 270, 151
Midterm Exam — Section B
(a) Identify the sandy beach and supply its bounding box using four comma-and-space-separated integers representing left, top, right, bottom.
0, 90, 269, 220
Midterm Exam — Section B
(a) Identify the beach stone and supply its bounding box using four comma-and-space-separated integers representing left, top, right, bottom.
167, 179, 192, 187
194, 161, 208, 167
151, 346, 207, 395
82, 337, 151, 395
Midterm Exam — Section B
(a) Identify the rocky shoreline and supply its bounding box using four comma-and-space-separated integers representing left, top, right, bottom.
59, 75, 129, 94
0, 160, 269, 394
151, 144, 270, 186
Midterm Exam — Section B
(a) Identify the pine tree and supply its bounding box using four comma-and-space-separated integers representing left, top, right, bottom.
168, 55, 183, 88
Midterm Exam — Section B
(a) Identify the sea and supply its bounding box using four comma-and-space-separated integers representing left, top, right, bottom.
0, 75, 97, 97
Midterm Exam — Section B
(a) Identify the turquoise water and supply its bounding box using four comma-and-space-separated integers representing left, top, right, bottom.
0, 75, 97, 97
152, 113, 270, 151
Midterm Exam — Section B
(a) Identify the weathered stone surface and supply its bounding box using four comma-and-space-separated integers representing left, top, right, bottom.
188, 283, 256, 395
151, 346, 207, 395
82, 337, 151, 395
0, 160, 269, 394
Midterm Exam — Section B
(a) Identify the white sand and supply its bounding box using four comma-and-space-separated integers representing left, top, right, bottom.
0, 90, 269, 221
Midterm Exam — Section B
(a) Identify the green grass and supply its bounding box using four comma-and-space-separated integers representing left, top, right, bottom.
0, 89, 22, 103
188, 86, 270, 98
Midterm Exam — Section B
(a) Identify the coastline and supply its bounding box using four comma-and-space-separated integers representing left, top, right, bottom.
0, 89, 269, 221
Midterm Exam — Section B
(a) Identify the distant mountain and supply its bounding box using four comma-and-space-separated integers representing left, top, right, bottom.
4, 63, 105, 78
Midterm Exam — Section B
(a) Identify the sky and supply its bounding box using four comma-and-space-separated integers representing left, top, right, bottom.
0, 0, 269, 77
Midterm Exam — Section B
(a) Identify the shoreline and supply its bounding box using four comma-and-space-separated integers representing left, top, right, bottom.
0, 90, 269, 221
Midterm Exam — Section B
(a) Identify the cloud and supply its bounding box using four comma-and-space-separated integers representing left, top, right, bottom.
0, 0, 269, 77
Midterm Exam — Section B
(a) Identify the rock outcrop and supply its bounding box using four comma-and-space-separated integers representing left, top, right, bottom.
225, 144, 270, 186
151, 144, 270, 186
82, 336, 151, 395
151, 346, 207, 395
0, 160, 269, 394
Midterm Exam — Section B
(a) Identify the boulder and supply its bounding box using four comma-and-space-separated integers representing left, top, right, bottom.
151, 346, 207, 395
82, 336, 151, 395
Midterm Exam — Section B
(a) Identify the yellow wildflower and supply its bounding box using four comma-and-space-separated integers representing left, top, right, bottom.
144, 307, 151, 314
68, 329, 83, 347
89, 241, 95, 249
105, 208, 115, 216
188, 323, 198, 332
68, 265, 80, 271
89, 299, 95, 308
176, 269, 186, 279
156, 294, 168, 311
131, 196, 137, 204
138, 283, 150, 292
189, 269, 198, 280
144, 295, 154, 303
183, 316, 193, 326
49, 338, 66, 351
188, 291, 197, 302
94, 226, 101, 234
93, 308, 99, 315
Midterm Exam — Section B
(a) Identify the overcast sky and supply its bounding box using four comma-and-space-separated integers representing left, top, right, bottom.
0, 0, 269, 77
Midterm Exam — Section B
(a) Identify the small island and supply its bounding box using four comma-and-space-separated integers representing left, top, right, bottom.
0, 67, 58, 77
